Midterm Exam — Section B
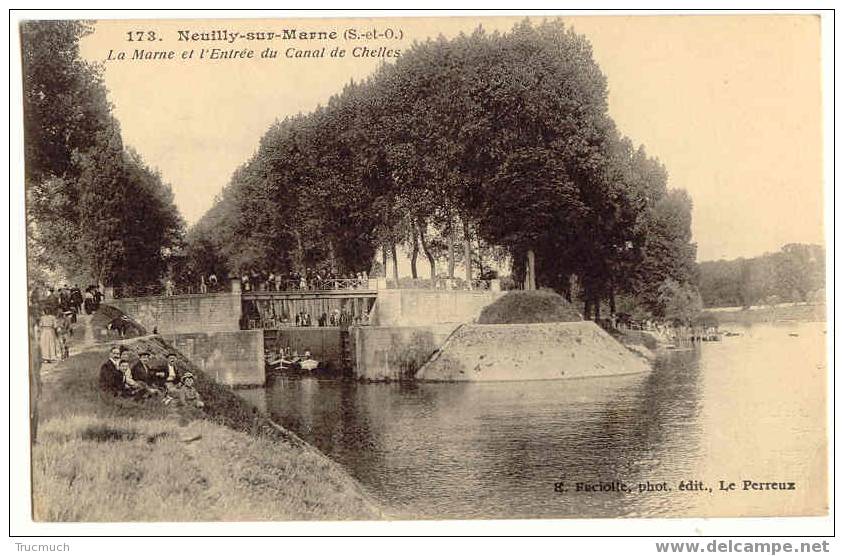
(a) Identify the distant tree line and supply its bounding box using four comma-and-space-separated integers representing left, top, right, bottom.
188, 20, 698, 320
697, 244, 825, 308
21, 21, 183, 291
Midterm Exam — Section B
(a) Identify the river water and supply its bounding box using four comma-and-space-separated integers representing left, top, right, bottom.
237, 321, 827, 519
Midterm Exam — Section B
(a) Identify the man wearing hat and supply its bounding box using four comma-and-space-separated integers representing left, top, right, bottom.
151, 352, 181, 391
98, 345, 125, 395
131, 349, 153, 385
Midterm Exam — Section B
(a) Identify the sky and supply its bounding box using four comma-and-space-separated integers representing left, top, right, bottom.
79, 14, 825, 263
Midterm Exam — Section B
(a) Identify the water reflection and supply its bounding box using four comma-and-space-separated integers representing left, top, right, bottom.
237, 322, 826, 519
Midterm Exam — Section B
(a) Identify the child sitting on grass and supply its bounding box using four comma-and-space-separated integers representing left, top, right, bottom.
163, 372, 204, 409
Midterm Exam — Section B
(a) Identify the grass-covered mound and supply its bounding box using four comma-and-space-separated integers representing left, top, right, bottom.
477, 289, 582, 324
32, 337, 382, 521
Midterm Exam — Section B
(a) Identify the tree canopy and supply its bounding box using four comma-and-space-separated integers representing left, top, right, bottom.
183, 19, 697, 319
22, 20, 184, 290
698, 244, 825, 308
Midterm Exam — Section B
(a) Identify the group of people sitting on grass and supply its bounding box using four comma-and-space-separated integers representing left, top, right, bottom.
98, 346, 204, 409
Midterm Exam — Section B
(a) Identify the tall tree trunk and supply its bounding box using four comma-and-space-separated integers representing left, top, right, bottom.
409, 223, 419, 280
327, 241, 337, 272
293, 229, 305, 274
524, 249, 536, 291
475, 242, 485, 280
390, 243, 399, 285
463, 219, 472, 285
593, 297, 601, 322
381, 245, 387, 278
563, 276, 572, 302
609, 289, 616, 315
447, 220, 455, 279
583, 299, 591, 320
418, 220, 436, 279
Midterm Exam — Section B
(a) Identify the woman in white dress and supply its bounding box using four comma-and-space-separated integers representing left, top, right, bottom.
37, 310, 61, 363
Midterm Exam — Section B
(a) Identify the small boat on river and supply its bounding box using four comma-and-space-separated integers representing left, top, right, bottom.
265, 350, 321, 375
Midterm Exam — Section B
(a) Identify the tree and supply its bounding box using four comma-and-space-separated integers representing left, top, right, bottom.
185, 17, 695, 314
657, 278, 703, 325
22, 20, 184, 288
698, 244, 825, 308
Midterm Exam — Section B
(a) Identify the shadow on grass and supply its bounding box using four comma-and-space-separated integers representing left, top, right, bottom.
76, 424, 171, 444
79, 425, 141, 443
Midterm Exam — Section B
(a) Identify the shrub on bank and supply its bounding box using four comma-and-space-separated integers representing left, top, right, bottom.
477, 289, 582, 324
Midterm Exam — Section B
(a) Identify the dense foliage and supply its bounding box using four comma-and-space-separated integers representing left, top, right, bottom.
477, 290, 582, 324
698, 244, 825, 308
22, 20, 183, 290
187, 20, 697, 320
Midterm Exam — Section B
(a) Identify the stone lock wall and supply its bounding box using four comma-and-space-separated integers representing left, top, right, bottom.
162, 330, 265, 387
371, 289, 505, 327
110, 293, 242, 335
352, 324, 460, 381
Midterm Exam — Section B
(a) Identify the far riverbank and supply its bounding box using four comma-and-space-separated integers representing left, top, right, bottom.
702, 302, 826, 326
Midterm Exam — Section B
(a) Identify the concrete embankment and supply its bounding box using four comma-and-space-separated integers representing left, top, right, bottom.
31, 334, 383, 521
416, 321, 651, 381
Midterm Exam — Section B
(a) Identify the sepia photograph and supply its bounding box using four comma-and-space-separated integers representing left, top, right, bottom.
10, 9, 832, 534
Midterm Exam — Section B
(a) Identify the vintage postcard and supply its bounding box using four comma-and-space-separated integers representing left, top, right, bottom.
13, 11, 831, 530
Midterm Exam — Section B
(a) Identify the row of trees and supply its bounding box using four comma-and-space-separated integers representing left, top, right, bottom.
188, 20, 698, 320
698, 244, 825, 308
22, 21, 183, 291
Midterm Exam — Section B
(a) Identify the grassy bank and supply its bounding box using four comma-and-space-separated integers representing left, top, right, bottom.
703, 302, 826, 326
477, 289, 582, 324
32, 337, 382, 521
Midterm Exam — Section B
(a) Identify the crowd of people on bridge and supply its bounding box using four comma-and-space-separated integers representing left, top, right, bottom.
155, 268, 371, 297
240, 268, 369, 293
245, 305, 366, 330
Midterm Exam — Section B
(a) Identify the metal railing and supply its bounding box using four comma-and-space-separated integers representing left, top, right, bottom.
112, 282, 228, 299
242, 278, 372, 292
386, 277, 496, 291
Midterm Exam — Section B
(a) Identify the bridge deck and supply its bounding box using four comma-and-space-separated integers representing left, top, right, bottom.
242, 289, 377, 300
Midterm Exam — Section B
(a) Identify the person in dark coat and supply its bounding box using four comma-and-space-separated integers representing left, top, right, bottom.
70, 286, 83, 315
131, 350, 153, 384
99, 345, 125, 395
150, 352, 181, 391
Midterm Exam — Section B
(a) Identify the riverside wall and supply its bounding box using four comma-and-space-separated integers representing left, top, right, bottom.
109, 293, 242, 335
371, 289, 505, 327
353, 289, 504, 380
162, 330, 265, 387
352, 324, 459, 381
